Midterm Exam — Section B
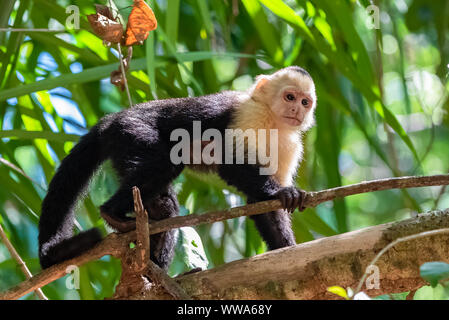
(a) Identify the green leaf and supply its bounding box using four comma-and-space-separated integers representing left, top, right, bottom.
314, 0, 374, 84
0, 1, 15, 45
315, 99, 348, 232
0, 0, 28, 88
157, 27, 204, 95
374, 292, 409, 300
145, 32, 157, 97
174, 51, 257, 62
0, 130, 80, 142
414, 284, 449, 300
196, 0, 214, 36
374, 100, 420, 163
177, 227, 209, 270
420, 262, 449, 287
0, 167, 41, 218
0, 58, 143, 101
242, 0, 284, 64
258, 0, 315, 42
293, 214, 315, 243
166, 0, 181, 43
0, 52, 255, 101
28, 33, 104, 65
79, 266, 96, 300
299, 211, 337, 237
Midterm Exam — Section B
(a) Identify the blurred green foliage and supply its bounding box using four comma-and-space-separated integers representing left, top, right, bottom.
0, 0, 448, 300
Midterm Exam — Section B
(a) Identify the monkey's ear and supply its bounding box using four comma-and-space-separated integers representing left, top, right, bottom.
255, 76, 269, 91
252, 76, 270, 99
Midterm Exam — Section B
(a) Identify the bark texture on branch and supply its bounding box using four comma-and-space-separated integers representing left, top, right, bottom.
175, 209, 449, 300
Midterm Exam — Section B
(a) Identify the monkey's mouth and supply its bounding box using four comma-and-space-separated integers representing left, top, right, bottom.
282, 116, 302, 126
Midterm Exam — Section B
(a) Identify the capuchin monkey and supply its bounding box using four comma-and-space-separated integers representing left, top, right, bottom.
38, 66, 317, 270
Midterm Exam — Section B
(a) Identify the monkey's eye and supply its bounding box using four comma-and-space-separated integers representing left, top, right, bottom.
301, 99, 309, 106
285, 93, 296, 102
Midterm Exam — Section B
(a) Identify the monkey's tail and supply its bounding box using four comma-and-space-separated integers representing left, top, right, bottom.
38, 125, 106, 269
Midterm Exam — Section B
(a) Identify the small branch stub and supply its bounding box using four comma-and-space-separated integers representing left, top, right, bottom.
146, 261, 192, 300
132, 186, 191, 299
133, 186, 150, 272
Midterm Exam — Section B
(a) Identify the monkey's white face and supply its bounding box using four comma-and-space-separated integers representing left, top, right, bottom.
273, 85, 314, 127
250, 68, 317, 131
270, 80, 316, 130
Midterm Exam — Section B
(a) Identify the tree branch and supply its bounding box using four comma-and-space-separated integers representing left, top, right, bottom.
177, 209, 449, 299
1, 174, 448, 300
131, 174, 449, 234
0, 233, 128, 300
354, 227, 449, 295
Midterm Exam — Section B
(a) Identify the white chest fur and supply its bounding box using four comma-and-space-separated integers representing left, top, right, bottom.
275, 130, 303, 186
229, 96, 304, 187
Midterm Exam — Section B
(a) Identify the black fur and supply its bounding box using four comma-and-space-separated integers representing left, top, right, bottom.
39, 126, 105, 269
218, 164, 297, 249
146, 186, 179, 269
38, 90, 300, 269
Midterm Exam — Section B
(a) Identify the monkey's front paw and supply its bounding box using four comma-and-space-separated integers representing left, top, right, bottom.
273, 187, 306, 213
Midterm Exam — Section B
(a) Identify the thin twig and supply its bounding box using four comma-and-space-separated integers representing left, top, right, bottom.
354, 228, 449, 297
117, 43, 133, 108
146, 261, 192, 300
434, 185, 448, 210
0, 223, 47, 300
0, 157, 47, 191
133, 186, 150, 272
1, 174, 449, 300
305, 174, 449, 207
434, 169, 449, 210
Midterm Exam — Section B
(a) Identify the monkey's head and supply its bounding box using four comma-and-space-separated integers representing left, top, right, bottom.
251, 66, 317, 131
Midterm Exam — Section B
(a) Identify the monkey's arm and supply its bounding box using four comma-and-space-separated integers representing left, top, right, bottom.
218, 164, 305, 213
218, 163, 302, 249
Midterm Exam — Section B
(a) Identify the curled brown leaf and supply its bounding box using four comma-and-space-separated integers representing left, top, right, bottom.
87, 13, 124, 44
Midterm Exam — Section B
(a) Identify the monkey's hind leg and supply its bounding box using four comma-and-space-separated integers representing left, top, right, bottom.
101, 181, 179, 270
145, 186, 179, 270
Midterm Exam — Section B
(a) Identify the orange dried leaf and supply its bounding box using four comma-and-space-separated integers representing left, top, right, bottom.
125, 0, 157, 46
